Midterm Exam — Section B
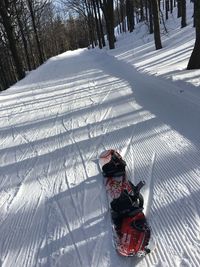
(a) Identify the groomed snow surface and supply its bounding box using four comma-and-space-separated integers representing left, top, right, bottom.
0, 3, 200, 267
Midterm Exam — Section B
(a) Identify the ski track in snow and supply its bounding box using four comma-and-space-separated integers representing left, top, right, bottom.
0, 33, 200, 267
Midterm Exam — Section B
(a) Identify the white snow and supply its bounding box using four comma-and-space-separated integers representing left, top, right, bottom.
0, 1, 200, 266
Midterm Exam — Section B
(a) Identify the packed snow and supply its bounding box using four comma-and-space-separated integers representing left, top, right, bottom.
0, 2, 200, 267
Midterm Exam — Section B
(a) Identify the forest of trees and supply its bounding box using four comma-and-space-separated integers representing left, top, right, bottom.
0, 0, 199, 91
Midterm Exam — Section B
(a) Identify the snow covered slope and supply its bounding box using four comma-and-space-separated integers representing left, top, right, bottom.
0, 5, 200, 267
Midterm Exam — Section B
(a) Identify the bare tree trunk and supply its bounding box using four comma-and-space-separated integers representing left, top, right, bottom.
140, 0, 144, 21
181, 0, 187, 28
14, 1, 31, 70
86, 0, 97, 47
151, 0, 162, 50
25, 24, 37, 69
165, 0, 169, 20
193, 1, 196, 27
116, 0, 122, 34
0, 57, 9, 89
149, 0, 154, 34
0, 0, 25, 80
27, 0, 44, 65
100, 0, 115, 49
91, 0, 102, 48
170, 0, 173, 13
187, 0, 200, 69
144, 0, 148, 21
126, 0, 134, 32
96, 0, 105, 46
174, 0, 176, 7
120, 0, 126, 32
177, 0, 181, 18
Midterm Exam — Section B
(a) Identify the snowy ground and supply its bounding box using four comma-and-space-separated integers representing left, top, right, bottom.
0, 3, 200, 267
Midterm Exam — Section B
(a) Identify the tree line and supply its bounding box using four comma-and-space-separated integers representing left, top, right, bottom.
0, 0, 199, 91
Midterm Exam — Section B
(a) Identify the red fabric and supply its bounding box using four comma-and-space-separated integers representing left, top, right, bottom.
117, 212, 150, 256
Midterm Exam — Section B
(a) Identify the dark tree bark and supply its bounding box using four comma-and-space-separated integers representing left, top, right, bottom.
116, 0, 122, 34
139, 0, 145, 21
0, 56, 9, 89
86, 0, 97, 47
14, 1, 31, 70
27, 0, 44, 65
170, 0, 173, 13
177, 0, 181, 18
187, 0, 200, 69
193, 1, 196, 27
158, 0, 161, 10
91, 0, 102, 48
174, 0, 176, 7
181, 0, 187, 28
151, 0, 162, 49
0, 0, 25, 80
95, 0, 105, 46
165, 0, 169, 20
149, 0, 154, 34
126, 0, 134, 32
25, 24, 37, 69
144, 0, 148, 21
120, 0, 126, 32
100, 0, 115, 49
